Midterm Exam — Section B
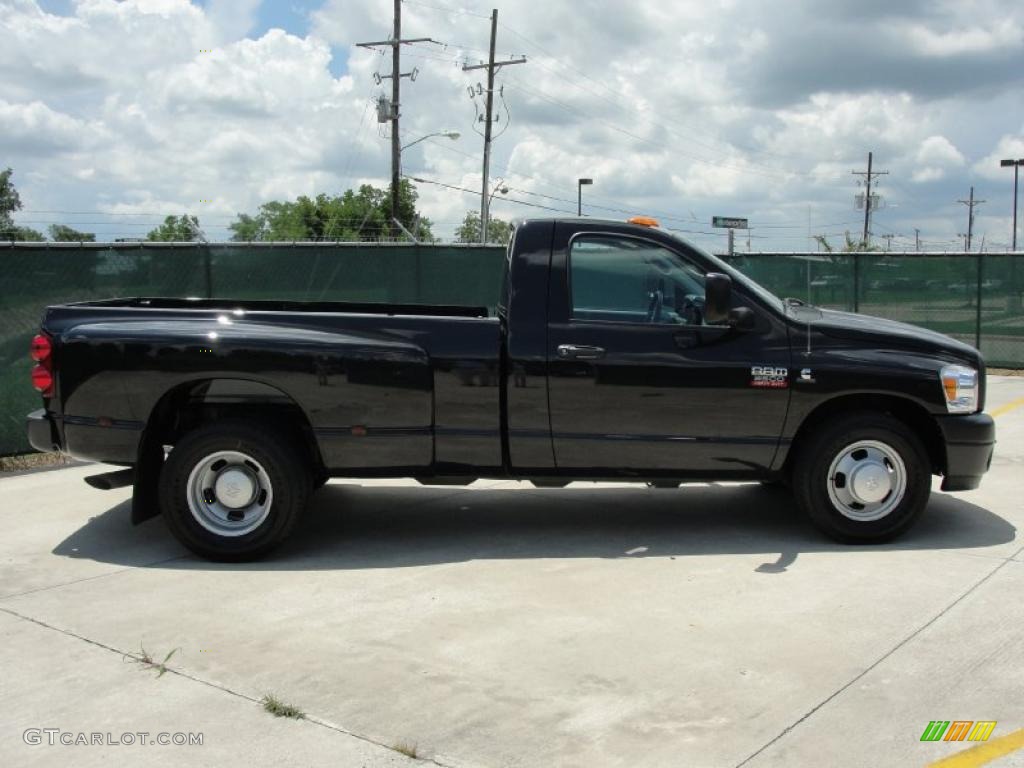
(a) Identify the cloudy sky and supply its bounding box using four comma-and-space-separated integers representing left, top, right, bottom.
2, 0, 1023, 251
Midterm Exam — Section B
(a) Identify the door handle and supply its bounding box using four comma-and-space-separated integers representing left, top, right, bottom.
557, 344, 605, 360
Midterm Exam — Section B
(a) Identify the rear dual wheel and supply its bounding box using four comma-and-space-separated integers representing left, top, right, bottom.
159, 421, 311, 561
793, 412, 931, 542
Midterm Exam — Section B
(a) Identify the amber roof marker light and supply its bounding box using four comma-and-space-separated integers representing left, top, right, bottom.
628, 216, 660, 228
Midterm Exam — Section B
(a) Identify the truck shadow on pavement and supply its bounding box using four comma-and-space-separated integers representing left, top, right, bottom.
53, 482, 1016, 572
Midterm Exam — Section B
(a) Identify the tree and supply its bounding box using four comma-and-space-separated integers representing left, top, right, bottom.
0, 167, 21, 223
147, 215, 200, 242
49, 224, 96, 242
4, 225, 44, 241
228, 180, 433, 242
814, 231, 882, 253
0, 167, 44, 241
228, 213, 266, 241
455, 211, 511, 244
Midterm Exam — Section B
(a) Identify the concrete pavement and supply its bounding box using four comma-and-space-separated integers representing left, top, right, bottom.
1, 377, 1022, 768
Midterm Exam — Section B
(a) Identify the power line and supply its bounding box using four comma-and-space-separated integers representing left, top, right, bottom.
401, 0, 492, 20
405, 173, 574, 214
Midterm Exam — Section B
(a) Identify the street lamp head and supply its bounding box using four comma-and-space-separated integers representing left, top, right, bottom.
1001, 159, 1024, 167
578, 178, 593, 185
400, 131, 460, 151
498, 186, 508, 194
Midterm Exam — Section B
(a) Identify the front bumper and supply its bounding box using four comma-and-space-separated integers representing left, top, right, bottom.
26, 408, 62, 453
936, 412, 995, 491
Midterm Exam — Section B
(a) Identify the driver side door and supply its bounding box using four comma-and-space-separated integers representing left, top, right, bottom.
546, 227, 791, 474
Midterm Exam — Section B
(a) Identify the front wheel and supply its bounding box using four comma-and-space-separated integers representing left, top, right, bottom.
793, 412, 931, 543
159, 420, 311, 561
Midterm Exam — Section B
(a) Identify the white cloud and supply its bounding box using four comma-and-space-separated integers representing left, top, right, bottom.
916, 135, 965, 166
907, 19, 1024, 57
910, 135, 965, 183
204, 0, 262, 42
0, 99, 104, 154
972, 133, 1024, 180
911, 167, 945, 183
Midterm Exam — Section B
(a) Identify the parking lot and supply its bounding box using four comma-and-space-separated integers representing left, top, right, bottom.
1, 376, 1022, 768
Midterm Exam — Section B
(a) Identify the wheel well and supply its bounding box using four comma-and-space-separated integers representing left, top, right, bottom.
143, 379, 325, 476
785, 394, 945, 476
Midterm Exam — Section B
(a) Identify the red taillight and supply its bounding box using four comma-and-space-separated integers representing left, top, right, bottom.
30, 333, 54, 397
30, 334, 52, 362
31, 364, 54, 395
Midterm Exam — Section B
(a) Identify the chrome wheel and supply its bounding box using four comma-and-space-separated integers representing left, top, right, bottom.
186, 450, 273, 537
826, 440, 907, 522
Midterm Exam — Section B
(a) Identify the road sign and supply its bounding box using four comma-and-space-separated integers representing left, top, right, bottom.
712, 216, 748, 229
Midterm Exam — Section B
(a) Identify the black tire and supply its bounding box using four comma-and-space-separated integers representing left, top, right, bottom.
792, 411, 931, 543
159, 420, 311, 561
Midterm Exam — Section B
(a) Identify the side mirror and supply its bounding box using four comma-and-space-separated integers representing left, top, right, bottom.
728, 306, 756, 332
704, 272, 731, 324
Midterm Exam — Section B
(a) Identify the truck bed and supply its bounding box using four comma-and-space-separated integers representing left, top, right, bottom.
39, 298, 504, 474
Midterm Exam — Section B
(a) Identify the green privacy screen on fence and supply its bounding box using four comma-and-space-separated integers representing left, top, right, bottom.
0, 243, 506, 454
1, 242, 1022, 454
727, 252, 1024, 367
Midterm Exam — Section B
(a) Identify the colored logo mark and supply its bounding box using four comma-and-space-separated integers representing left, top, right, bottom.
921, 721, 997, 742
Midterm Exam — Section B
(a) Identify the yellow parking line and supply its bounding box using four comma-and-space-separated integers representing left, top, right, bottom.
926, 727, 1024, 767
990, 397, 1024, 418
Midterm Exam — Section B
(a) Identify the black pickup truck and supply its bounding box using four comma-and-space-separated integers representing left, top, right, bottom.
26, 218, 995, 560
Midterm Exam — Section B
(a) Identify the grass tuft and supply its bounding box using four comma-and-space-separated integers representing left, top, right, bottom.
392, 741, 419, 759
261, 693, 305, 720
128, 645, 179, 678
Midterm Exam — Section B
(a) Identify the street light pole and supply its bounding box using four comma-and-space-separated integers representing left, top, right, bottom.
483, 180, 508, 242
577, 177, 593, 216
1001, 158, 1023, 251
400, 131, 460, 152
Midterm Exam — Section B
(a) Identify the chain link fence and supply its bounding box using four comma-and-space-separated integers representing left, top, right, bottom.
1, 243, 1021, 454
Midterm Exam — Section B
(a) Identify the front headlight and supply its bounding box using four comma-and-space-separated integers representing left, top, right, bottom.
940, 364, 978, 413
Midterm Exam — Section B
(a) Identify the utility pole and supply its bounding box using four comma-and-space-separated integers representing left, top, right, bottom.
914, 228, 920, 252
357, 4, 436, 240
957, 186, 985, 251
852, 151, 888, 247
463, 9, 526, 243
390, 0, 400, 240
850, 152, 887, 313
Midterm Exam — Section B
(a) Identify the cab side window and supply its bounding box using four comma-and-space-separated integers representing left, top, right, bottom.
569, 234, 711, 325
